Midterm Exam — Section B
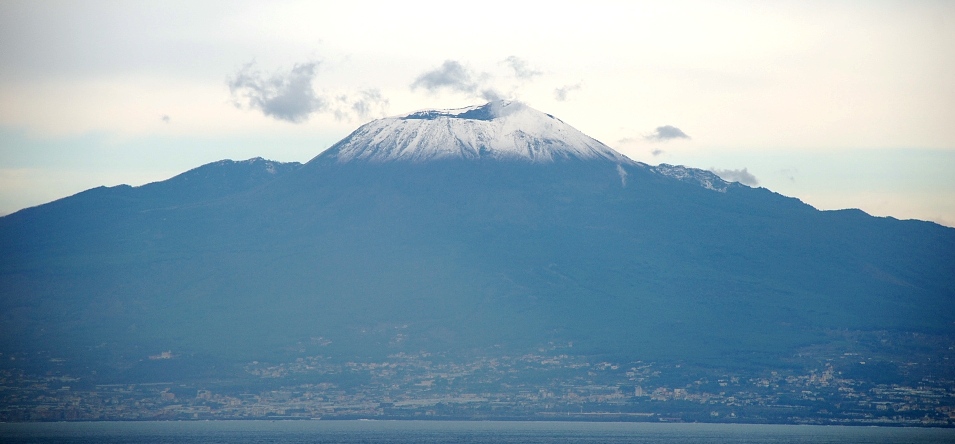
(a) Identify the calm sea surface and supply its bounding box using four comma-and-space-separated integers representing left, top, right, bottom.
1, 421, 953, 444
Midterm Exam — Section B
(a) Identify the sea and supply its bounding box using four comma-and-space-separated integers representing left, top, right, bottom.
1, 420, 953, 444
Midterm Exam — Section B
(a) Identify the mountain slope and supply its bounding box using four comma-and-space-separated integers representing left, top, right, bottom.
0, 102, 953, 382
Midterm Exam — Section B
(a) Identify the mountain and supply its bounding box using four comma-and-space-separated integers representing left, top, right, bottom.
323, 100, 631, 163
1, 101, 953, 384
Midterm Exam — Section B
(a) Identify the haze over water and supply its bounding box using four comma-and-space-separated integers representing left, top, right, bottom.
3, 421, 955, 444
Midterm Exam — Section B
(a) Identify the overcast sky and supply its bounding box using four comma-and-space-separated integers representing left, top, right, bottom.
1, 1, 953, 226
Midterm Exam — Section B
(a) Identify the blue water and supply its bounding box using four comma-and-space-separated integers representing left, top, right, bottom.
1, 421, 953, 444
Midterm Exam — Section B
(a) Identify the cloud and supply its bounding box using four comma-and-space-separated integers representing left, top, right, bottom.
503, 56, 542, 80
616, 164, 628, 187
554, 83, 582, 101
410, 60, 505, 102
644, 125, 690, 142
616, 137, 636, 146
228, 60, 389, 123
617, 136, 665, 157
160, 115, 170, 124
411, 60, 479, 95
350, 89, 388, 118
711, 168, 759, 186
331, 89, 390, 121
228, 61, 327, 123
480, 88, 504, 101
779, 168, 797, 182
410, 57, 557, 102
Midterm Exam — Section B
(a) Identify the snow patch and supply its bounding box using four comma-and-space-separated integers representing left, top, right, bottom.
652, 164, 732, 192
320, 101, 634, 164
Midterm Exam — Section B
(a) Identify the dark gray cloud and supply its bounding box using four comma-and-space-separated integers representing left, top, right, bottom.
651, 148, 664, 156
503, 56, 541, 80
411, 60, 479, 95
554, 83, 582, 101
711, 168, 759, 186
228, 61, 326, 123
645, 125, 690, 142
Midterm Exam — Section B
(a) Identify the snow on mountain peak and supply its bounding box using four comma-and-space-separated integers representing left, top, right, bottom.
317, 101, 634, 164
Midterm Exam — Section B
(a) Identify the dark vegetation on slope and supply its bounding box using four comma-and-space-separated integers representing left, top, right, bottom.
1, 156, 953, 382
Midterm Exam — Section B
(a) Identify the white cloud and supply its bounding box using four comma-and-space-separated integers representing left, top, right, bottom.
711, 167, 759, 186
503, 56, 542, 80
554, 83, 582, 101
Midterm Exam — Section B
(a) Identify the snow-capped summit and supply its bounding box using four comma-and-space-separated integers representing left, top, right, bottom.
316, 101, 634, 164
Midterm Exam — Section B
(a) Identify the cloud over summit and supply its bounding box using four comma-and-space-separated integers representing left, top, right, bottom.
554, 83, 582, 101
411, 60, 477, 94
410, 60, 503, 101
503, 56, 542, 80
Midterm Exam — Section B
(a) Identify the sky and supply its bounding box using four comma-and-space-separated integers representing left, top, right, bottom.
1, 1, 953, 226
